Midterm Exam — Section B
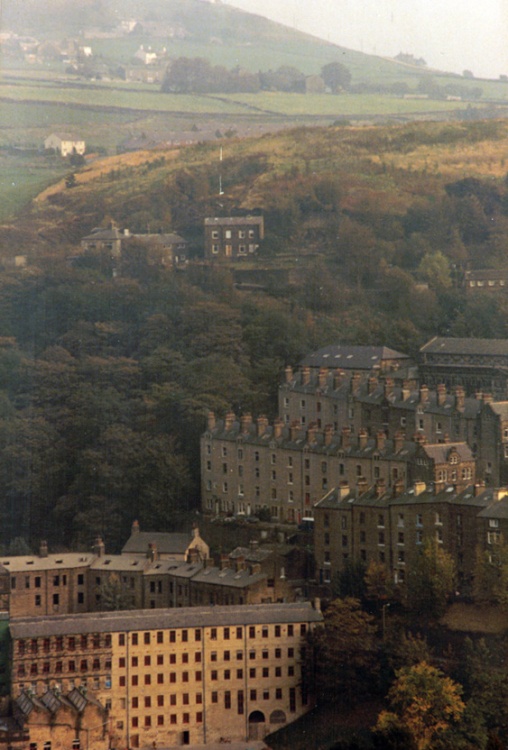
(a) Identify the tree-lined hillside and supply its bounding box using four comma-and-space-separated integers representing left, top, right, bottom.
1, 119, 508, 551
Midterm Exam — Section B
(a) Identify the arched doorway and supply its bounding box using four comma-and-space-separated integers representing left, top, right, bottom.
248, 710, 266, 740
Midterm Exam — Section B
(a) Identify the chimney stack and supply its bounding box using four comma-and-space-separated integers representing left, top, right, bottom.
483, 393, 493, 404
356, 476, 368, 495
284, 365, 293, 384
207, 411, 216, 431
39, 540, 48, 558
94, 536, 105, 558
358, 428, 368, 449
224, 411, 236, 431
394, 430, 404, 454
306, 424, 317, 445
454, 386, 465, 411
419, 385, 429, 404
333, 369, 345, 390
273, 418, 284, 439
384, 378, 394, 399
392, 478, 406, 497
147, 542, 159, 562
368, 376, 378, 395
290, 420, 301, 442
413, 481, 426, 496
474, 480, 485, 497
350, 372, 361, 395
131, 519, 140, 535
257, 415, 268, 437
318, 367, 328, 389
401, 380, 411, 401
324, 424, 334, 446
301, 366, 311, 386
341, 426, 351, 449
375, 477, 386, 498
220, 554, 230, 570
338, 481, 350, 499
240, 413, 252, 434
437, 384, 446, 407
376, 430, 386, 451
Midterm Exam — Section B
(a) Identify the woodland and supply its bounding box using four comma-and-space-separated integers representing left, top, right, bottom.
1, 119, 508, 554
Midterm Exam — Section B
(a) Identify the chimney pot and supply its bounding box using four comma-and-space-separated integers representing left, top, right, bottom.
39, 541, 48, 558
285, 365, 293, 384
358, 428, 368, 449
240, 413, 252, 434
437, 384, 447, 406
301, 366, 311, 386
224, 411, 236, 431
341, 426, 351, 448
207, 411, 216, 431
376, 430, 386, 451
273, 418, 284, 439
257, 415, 268, 437
290, 420, 301, 442
318, 367, 328, 389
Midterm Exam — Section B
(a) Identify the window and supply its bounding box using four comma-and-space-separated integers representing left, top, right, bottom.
131, 633, 138, 646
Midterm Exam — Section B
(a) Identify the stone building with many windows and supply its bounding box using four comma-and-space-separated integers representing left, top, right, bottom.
313, 481, 499, 587
9, 601, 323, 748
204, 216, 264, 260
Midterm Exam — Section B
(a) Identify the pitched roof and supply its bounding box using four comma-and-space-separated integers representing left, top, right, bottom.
121, 531, 192, 556
300, 345, 410, 370
420, 337, 508, 357
9, 602, 323, 639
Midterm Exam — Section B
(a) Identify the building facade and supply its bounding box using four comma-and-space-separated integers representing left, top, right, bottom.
10, 602, 323, 748
204, 216, 264, 260
313, 481, 497, 588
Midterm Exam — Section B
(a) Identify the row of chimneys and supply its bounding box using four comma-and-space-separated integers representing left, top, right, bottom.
336, 477, 488, 501
208, 411, 440, 451
283, 366, 494, 410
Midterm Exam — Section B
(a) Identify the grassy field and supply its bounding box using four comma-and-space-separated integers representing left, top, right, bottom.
0, 154, 68, 221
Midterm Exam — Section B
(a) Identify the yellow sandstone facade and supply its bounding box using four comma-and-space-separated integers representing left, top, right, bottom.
10, 602, 322, 749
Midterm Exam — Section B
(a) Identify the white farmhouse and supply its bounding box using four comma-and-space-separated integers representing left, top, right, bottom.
44, 133, 86, 157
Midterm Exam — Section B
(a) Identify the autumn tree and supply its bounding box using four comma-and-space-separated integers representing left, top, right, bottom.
375, 662, 465, 750
406, 541, 456, 619
306, 597, 378, 705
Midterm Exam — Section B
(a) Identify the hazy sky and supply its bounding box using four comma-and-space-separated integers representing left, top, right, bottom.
228, 0, 508, 80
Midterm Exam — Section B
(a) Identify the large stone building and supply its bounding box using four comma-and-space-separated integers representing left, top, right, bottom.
204, 216, 264, 260
419, 337, 508, 399
9, 601, 323, 748
313, 481, 501, 588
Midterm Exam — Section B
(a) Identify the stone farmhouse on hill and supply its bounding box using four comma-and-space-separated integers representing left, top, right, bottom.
80, 226, 188, 268
204, 216, 264, 260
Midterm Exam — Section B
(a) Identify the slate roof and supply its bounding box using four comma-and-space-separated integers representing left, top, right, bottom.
122, 531, 191, 556
420, 337, 508, 357
190, 566, 266, 588
206, 417, 417, 461
316, 483, 495, 511
0, 553, 95, 572
420, 442, 474, 463
477, 495, 508, 519
10, 602, 322, 639
204, 216, 263, 226
300, 345, 410, 370
81, 227, 122, 242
